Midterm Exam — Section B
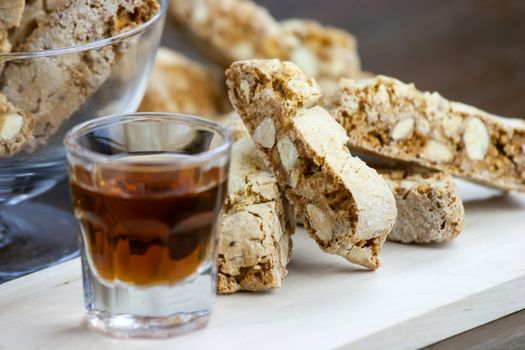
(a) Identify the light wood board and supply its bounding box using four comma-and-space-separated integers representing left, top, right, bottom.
1, 182, 524, 350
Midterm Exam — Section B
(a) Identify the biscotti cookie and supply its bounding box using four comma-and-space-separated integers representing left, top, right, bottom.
226, 59, 397, 270
329, 76, 525, 192
381, 169, 464, 243
280, 19, 361, 95
9, 0, 63, 48
296, 162, 464, 244
0, 0, 25, 70
2, 0, 160, 144
171, 0, 292, 67
218, 136, 294, 293
138, 47, 230, 117
0, 93, 34, 157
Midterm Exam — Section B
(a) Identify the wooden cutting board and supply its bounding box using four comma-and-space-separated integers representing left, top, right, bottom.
1, 181, 524, 350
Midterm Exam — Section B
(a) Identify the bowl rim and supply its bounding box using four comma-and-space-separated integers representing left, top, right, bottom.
0, 0, 167, 60
64, 112, 233, 170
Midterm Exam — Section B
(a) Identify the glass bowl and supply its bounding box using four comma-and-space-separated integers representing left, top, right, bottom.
0, 0, 167, 280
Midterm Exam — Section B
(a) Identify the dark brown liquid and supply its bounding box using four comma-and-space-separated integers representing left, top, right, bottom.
70, 158, 227, 286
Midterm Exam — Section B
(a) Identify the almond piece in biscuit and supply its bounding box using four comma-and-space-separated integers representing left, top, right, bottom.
0, 93, 34, 157
226, 59, 397, 270
329, 76, 525, 192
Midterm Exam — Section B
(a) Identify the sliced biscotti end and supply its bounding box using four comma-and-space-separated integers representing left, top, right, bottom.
226, 59, 322, 119
218, 137, 294, 293
381, 170, 465, 244
227, 59, 397, 270
330, 75, 525, 192
0, 93, 34, 157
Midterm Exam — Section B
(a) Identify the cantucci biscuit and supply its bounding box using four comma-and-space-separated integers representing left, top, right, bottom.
381, 169, 464, 243
329, 76, 525, 192
226, 59, 397, 270
218, 136, 294, 293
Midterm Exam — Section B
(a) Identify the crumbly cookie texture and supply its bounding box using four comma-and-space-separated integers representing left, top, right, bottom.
329, 76, 525, 192
226, 59, 397, 270
0, 0, 24, 29
9, 0, 63, 48
218, 136, 294, 293
380, 169, 464, 243
2, 0, 160, 144
171, 0, 293, 66
0, 93, 34, 157
0, 0, 25, 70
280, 19, 361, 96
138, 47, 230, 117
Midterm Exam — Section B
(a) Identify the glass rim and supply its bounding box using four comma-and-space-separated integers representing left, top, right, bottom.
64, 112, 233, 169
0, 0, 167, 61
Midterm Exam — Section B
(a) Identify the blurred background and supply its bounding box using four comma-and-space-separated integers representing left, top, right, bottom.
164, 0, 525, 119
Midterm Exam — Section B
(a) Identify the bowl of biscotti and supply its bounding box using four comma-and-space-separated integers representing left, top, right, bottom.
0, 0, 167, 205
133, 0, 525, 293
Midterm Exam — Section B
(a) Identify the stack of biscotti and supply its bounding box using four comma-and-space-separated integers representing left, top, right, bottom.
226, 59, 398, 270
170, 0, 365, 94
0, 0, 161, 157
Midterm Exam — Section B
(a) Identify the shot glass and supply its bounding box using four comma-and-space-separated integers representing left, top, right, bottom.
64, 113, 231, 338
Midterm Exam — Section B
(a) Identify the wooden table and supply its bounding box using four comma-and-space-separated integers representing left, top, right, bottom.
1, 181, 524, 349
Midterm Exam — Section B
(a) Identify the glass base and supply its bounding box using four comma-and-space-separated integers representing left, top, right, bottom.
82, 247, 217, 338
86, 310, 209, 338
0, 201, 79, 281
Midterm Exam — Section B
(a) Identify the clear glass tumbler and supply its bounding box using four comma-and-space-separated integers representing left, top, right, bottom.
64, 113, 232, 338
